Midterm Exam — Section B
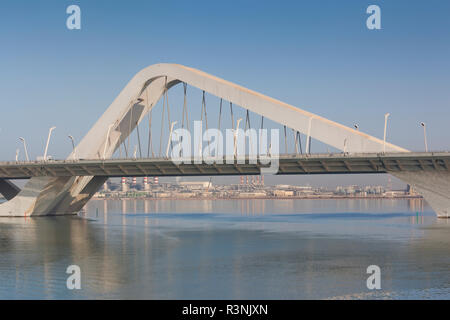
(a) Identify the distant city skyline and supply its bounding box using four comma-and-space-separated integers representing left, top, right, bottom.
1, 0, 449, 189
105, 174, 403, 190
94, 175, 413, 201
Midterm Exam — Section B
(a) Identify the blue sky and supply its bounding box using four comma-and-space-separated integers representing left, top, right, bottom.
0, 0, 449, 186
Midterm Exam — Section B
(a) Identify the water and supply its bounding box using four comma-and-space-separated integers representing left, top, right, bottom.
0, 198, 448, 299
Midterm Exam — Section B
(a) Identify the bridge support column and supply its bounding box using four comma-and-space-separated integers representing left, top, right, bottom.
0, 179, 21, 200
390, 171, 450, 218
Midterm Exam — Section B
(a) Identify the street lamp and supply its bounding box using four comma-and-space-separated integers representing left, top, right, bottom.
43, 126, 56, 161
133, 145, 138, 159
19, 137, 29, 161
166, 121, 177, 158
383, 113, 390, 153
420, 122, 428, 152
68, 135, 77, 160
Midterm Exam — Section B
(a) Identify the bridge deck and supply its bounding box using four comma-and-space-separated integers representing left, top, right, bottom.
0, 152, 449, 179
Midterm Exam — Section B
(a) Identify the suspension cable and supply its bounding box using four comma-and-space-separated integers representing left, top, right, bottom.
218, 98, 222, 131
260, 115, 264, 155
123, 141, 128, 158
182, 82, 189, 131
180, 82, 188, 157
284, 125, 288, 154
165, 79, 173, 154
127, 101, 134, 158
245, 109, 253, 155
166, 83, 171, 131
201, 91, 211, 156
230, 102, 234, 130
297, 131, 303, 154
245, 109, 250, 129
146, 87, 154, 158
293, 129, 298, 154
159, 77, 167, 157
147, 110, 154, 157
308, 136, 312, 154
136, 121, 142, 158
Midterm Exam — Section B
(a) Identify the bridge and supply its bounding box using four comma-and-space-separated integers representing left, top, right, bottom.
0, 63, 449, 217
1, 152, 449, 179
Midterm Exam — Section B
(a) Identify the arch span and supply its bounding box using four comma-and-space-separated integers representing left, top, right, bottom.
76, 63, 408, 161
0, 63, 410, 217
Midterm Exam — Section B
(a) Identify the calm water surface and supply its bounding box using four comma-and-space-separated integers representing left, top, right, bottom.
0, 198, 449, 299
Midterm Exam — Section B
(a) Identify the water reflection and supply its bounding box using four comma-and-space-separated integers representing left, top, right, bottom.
0, 198, 448, 299
0, 217, 126, 298
81, 198, 443, 242
87, 198, 433, 216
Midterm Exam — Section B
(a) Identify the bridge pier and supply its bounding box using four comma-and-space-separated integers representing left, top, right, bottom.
390, 171, 450, 218
0, 179, 21, 200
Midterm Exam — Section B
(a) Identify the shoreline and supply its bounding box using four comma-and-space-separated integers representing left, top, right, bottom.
92, 195, 423, 201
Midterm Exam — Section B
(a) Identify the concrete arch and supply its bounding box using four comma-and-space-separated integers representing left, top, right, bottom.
76, 63, 408, 161
0, 63, 409, 217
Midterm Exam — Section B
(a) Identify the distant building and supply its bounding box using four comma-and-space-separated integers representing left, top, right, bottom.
178, 181, 212, 190
177, 192, 197, 198
384, 190, 406, 197
275, 184, 292, 189
273, 190, 294, 197
238, 192, 266, 198
121, 177, 128, 192
154, 192, 170, 198
294, 186, 314, 195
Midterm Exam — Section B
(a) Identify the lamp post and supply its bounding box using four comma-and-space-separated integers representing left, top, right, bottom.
166, 121, 177, 158
68, 135, 77, 160
133, 145, 138, 159
383, 113, 390, 153
420, 122, 428, 152
305, 117, 313, 155
43, 126, 56, 161
19, 137, 29, 161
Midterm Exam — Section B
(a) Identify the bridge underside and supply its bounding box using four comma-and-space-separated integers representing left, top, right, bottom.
0, 152, 449, 179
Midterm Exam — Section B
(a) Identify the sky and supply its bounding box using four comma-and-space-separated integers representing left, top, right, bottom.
1, 0, 449, 188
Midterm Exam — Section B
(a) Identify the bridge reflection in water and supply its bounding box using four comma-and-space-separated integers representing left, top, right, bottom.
1, 198, 449, 299
87, 197, 432, 221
